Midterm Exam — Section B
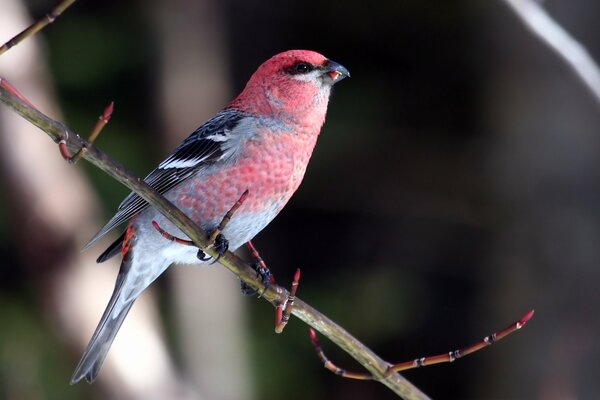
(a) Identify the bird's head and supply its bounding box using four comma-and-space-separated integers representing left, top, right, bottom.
231, 50, 349, 124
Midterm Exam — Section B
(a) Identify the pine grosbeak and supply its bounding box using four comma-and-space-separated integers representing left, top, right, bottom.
71, 50, 349, 383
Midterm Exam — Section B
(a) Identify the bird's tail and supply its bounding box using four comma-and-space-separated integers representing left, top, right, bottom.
71, 263, 134, 384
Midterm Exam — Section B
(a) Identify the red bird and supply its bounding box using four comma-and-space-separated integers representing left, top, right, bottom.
71, 50, 349, 383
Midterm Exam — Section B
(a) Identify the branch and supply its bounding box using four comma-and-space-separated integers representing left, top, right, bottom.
0, 0, 77, 56
502, 0, 600, 106
0, 79, 429, 399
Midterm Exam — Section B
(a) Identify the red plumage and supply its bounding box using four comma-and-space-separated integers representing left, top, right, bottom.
72, 50, 349, 384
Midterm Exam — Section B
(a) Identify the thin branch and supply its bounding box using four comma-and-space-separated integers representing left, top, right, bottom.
274, 267, 301, 333
0, 0, 77, 56
502, 0, 600, 106
309, 310, 534, 379
0, 78, 429, 400
59, 101, 113, 163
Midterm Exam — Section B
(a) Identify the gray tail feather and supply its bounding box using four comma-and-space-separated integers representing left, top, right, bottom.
96, 231, 126, 263
71, 267, 134, 384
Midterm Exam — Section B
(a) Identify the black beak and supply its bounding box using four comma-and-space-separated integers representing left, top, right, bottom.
322, 59, 350, 83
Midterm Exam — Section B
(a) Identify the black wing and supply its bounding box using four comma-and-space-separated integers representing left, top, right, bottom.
84, 108, 247, 251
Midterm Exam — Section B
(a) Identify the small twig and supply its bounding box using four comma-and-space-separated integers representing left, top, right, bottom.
244, 240, 274, 298
275, 268, 301, 334
0, 0, 78, 56
246, 240, 270, 277
0, 76, 459, 400
309, 310, 534, 379
153, 192, 299, 334
152, 189, 249, 248
208, 189, 249, 245
152, 220, 195, 246
59, 101, 113, 164
309, 328, 374, 380
502, 0, 600, 106
0, 78, 36, 107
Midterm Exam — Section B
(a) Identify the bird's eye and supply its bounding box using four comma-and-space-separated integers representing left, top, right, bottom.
292, 62, 314, 74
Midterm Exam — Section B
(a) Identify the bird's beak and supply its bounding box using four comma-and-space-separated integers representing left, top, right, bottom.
322, 59, 350, 83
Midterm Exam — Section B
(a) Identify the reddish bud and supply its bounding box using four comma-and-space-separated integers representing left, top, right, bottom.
309, 328, 318, 345
519, 309, 535, 326
275, 306, 283, 328
102, 101, 114, 122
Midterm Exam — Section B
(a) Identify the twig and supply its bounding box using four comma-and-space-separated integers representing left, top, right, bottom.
152, 220, 195, 246
155, 210, 300, 333
0, 0, 77, 56
246, 240, 269, 277
208, 189, 249, 245
59, 101, 113, 164
309, 310, 534, 379
502, 0, 600, 106
151, 189, 249, 248
274, 268, 301, 334
0, 78, 429, 399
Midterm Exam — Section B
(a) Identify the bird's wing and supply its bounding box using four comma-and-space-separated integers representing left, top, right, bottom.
84, 108, 251, 250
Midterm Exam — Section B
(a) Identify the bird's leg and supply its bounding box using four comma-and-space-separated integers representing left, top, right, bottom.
152, 190, 248, 262
308, 310, 535, 380
58, 102, 114, 164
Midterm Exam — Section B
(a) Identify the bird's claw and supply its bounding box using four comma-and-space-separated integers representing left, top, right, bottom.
196, 232, 229, 263
240, 262, 271, 297
210, 233, 229, 264
197, 249, 211, 262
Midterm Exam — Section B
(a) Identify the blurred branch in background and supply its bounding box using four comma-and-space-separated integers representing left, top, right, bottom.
482, 1, 600, 398
152, 0, 253, 398
0, 0, 75, 56
0, 1, 196, 399
502, 0, 600, 105
1, 1, 430, 398
0, 77, 429, 399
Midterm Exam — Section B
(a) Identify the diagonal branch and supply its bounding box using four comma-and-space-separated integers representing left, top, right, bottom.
0, 0, 77, 56
0, 78, 429, 399
502, 0, 600, 106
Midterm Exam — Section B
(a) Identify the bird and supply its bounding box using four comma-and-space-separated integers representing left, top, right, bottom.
71, 50, 349, 384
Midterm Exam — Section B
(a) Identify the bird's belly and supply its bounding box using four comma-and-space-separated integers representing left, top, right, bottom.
133, 205, 281, 266
133, 136, 311, 265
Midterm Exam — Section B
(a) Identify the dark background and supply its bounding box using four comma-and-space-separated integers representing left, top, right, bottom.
1, 0, 600, 399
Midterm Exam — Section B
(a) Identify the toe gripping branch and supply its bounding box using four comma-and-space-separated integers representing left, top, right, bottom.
58, 101, 114, 164
309, 309, 535, 379
151, 188, 300, 333
244, 240, 301, 333
241, 240, 273, 296
152, 189, 249, 262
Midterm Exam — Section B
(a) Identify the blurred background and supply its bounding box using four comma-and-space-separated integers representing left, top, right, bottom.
1, 0, 600, 399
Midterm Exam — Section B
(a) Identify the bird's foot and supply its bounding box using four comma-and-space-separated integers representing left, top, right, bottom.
210, 232, 229, 263
196, 231, 229, 263
241, 262, 272, 296
241, 240, 274, 297
199, 189, 248, 263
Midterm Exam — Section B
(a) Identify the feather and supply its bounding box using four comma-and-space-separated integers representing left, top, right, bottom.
83, 108, 248, 250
